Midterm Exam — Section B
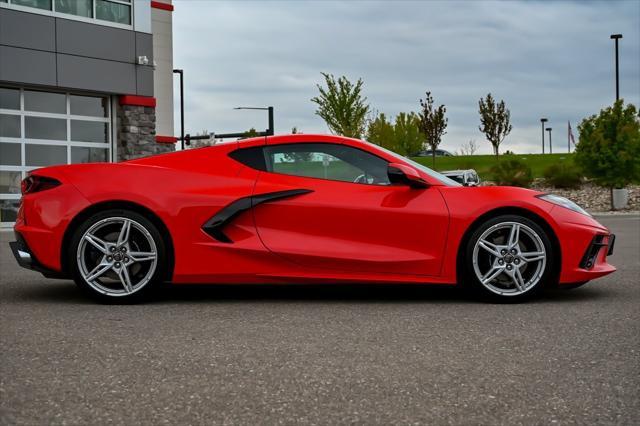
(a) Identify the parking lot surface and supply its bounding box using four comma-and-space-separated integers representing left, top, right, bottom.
1, 215, 639, 425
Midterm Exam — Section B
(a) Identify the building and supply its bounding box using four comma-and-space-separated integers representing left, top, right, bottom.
0, 0, 175, 226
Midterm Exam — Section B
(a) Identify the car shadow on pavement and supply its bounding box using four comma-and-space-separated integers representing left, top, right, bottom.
8, 280, 94, 304
9, 280, 612, 305
155, 283, 474, 304
151, 282, 612, 305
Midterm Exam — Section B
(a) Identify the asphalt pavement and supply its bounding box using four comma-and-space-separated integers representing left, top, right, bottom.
1, 215, 639, 425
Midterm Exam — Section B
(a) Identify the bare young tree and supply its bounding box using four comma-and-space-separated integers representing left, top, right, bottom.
478, 93, 512, 158
458, 139, 478, 156
418, 91, 448, 167
311, 73, 369, 138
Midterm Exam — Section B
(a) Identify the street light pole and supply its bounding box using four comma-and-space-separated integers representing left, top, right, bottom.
540, 118, 548, 154
172, 69, 185, 149
267, 107, 274, 136
546, 128, 553, 154
610, 34, 623, 101
233, 106, 275, 136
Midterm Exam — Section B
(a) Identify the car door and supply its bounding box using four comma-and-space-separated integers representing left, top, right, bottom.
250, 142, 449, 276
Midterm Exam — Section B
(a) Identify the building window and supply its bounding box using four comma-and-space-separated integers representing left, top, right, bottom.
1, 0, 132, 27
0, 143, 21, 166
70, 120, 108, 143
0, 200, 19, 223
0, 114, 21, 138
0, 88, 20, 110
25, 116, 67, 140
71, 146, 108, 163
96, 0, 130, 25
0, 87, 112, 226
0, 171, 21, 193
25, 144, 68, 166
70, 95, 108, 117
24, 90, 66, 114
10, 0, 51, 11
54, 0, 92, 17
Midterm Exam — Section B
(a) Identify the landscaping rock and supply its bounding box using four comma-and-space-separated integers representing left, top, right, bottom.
530, 181, 639, 213
482, 179, 640, 213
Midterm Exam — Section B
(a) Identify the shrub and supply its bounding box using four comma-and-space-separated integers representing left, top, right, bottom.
543, 163, 583, 189
574, 100, 640, 189
491, 159, 533, 187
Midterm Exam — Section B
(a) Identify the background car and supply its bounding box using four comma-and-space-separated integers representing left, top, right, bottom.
417, 149, 455, 157
10, 134, 615, 303
442, 169, 481, 186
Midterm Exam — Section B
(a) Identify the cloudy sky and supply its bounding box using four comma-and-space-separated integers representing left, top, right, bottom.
172, 0, 640, 154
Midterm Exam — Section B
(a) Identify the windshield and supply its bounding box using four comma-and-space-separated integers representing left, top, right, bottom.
364, 142, 462, 187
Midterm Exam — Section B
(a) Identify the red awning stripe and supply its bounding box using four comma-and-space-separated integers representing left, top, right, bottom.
151, 1, 174, 11
119, 95, 156, 107
156, 135, 178, 144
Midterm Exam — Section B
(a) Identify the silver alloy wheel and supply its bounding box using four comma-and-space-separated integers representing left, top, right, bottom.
77, 217, 158, 297
472, 221, 546, 296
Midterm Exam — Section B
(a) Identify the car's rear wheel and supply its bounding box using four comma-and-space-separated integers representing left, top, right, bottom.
69, 209, 166, 303
463, 214, 554, 302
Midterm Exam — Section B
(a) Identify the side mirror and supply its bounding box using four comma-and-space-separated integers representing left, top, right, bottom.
387, 163, 429, 189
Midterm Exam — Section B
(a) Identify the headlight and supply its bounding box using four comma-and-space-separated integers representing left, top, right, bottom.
537, 194, 591, 217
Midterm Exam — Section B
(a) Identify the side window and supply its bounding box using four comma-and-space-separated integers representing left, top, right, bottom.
264, 143, 390, 185
228, 146, 267, 171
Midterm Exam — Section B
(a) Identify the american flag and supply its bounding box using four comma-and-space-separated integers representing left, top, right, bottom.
568, 121, 576, 146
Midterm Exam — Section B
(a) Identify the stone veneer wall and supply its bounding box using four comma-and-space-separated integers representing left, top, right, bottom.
116, 104, 175, 161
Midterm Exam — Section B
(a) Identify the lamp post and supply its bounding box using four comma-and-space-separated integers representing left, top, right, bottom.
546, 128, 553, 154
172, 69, 185, 149
610, 34, 623, 101
233, 106, 274, 136
540, 118, 548, 154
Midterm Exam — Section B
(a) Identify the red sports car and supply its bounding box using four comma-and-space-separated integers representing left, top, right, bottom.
10, 134, 615, 302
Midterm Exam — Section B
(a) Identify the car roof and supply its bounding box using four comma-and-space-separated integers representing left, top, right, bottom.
235, 133, 360, 148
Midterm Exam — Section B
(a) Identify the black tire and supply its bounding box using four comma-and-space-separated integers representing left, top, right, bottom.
462, 214, 555, 303
68, 209, 168, 303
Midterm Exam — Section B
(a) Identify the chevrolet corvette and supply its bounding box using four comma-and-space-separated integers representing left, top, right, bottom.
10, 134, 615, 302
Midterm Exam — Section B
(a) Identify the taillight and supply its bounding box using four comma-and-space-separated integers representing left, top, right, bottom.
21, 175, 61, 195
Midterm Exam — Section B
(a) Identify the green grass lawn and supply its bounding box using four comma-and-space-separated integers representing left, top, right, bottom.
412, 153, 575, 180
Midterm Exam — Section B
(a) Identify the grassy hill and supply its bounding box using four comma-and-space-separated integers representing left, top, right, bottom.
412, 153, 575, 180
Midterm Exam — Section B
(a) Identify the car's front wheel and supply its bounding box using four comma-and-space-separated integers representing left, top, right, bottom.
69, 209, 167, 303
463, 214, 555, 302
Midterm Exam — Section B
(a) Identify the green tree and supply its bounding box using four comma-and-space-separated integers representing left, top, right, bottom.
574, 100, 640, 208
394, 112, 423, 156
311, 73, 369, 138
242, 128, 259, 139
366, 112, 395, 151
367, 112, 423, 156
478, 93, 512, 158
418, 91, 448, 167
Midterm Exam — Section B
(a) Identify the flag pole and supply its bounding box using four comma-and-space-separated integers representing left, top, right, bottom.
568, 121, 570, 153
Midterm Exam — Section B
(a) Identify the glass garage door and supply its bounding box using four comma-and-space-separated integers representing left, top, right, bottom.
0, 87, 112, 227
